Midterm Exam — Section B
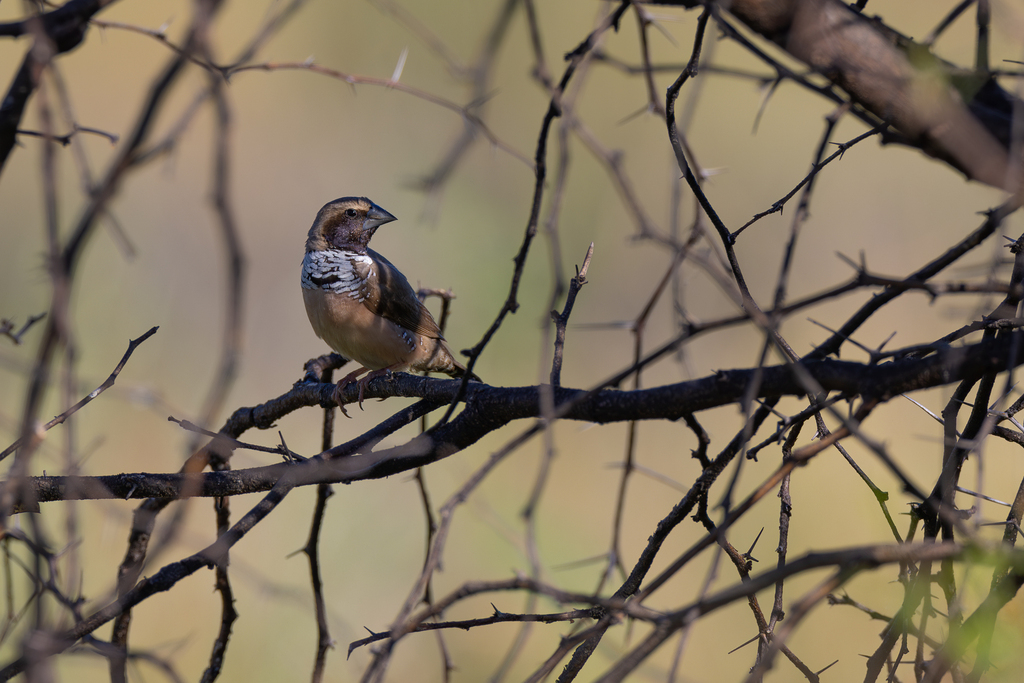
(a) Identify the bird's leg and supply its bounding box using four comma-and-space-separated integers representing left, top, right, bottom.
334, 366, 371, 416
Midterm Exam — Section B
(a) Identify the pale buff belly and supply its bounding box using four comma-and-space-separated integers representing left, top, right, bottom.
303, 288, 417, 370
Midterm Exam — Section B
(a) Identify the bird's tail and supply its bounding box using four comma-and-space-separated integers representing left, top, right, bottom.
423, 340, 482, 383
448, 359, 482, 383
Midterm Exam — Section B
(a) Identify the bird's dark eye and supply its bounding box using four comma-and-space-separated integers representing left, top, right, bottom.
345, 208, 358, 218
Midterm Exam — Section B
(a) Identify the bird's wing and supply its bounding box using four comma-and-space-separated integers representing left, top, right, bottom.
358, 249, 444, 340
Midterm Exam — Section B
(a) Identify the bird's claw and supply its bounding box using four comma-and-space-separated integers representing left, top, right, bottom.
356, 377, 369, 410
355, 368, 393, 409
334, 367, 367, 418
333, 366, 394, 414
331, 383, 352, 418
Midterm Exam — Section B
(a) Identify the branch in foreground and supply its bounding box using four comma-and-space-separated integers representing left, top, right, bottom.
10, 330, 1024, 508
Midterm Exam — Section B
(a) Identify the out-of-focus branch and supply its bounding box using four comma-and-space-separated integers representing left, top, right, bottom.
0, 0, 116, 174
0, 471, 298, 681
0, 327, 157, 463
0, 314, 46, 346
227, 62, 532, 170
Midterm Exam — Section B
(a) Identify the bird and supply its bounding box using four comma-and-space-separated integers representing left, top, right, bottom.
300, 196, 478, 413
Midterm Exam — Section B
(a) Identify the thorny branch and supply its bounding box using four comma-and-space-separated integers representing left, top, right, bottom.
6, 330, 1024, 508
5, 1, 1024, 682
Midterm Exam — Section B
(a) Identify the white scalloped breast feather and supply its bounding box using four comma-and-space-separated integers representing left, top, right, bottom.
300, 250, 375, 303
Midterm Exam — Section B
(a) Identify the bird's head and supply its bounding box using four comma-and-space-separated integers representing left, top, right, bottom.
305, 197, 397, 252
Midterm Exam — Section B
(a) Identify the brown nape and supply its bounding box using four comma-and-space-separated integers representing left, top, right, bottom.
305, 197, 377, 252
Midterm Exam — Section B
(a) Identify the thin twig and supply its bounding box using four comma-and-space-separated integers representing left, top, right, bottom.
0, 314, 46, 346
0, 327, 158, 462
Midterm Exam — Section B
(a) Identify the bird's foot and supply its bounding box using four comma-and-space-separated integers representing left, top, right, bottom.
354, 368, 393, 409
334, 367, 370, 417
334, 367, 396, 412
330, 385, 352, 418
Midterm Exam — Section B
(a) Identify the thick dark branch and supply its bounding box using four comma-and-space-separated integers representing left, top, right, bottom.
0, 0, 109, 39
12, 331, 1024, 508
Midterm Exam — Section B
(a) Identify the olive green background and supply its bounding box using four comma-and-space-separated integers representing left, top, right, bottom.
1, 1, 1023, 681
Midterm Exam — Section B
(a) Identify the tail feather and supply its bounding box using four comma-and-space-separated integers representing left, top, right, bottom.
447, 359, 482, 383
419, 339, 482, 382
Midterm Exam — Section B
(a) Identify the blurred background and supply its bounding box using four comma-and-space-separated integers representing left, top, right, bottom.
2, 0, 1024, 680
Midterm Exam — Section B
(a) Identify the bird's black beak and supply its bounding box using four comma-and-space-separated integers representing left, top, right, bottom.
365, 203, 397, 231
